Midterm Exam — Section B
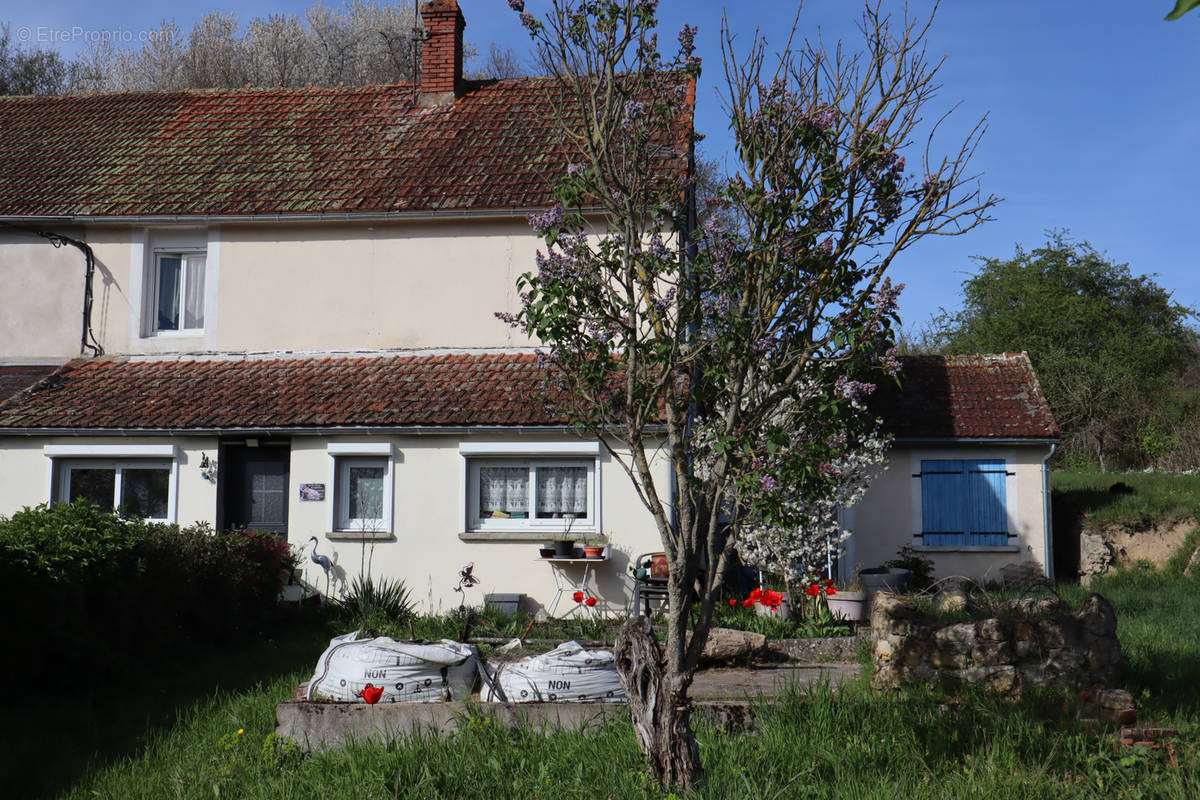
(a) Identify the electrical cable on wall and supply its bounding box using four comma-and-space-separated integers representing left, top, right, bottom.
1, 222, 104, 357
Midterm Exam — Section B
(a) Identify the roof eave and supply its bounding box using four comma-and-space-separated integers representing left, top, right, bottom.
0, 424, 668, 437
891, 436, 1060, 446
0, 207, 611, 226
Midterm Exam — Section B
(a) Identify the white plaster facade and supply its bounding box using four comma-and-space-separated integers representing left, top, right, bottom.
845, 442, 1056, 582
0, 430, 669, 612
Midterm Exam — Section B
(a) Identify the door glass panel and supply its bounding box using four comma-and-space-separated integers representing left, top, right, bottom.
68, 468, 115, 511
250, 468, 286, 525
121, 468, 170, 519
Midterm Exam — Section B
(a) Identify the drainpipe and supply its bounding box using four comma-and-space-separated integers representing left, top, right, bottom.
2, 222, 104, 356
1042, 443, 1057, 581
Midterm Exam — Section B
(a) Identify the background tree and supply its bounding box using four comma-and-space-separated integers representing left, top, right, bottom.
504, 0, 995, 788
934, 233, 1196, 469
0, 22, 70, 94
1166, 0, 1200, 19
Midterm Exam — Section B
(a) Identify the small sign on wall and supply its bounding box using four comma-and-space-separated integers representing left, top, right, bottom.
299, 483, 326, 501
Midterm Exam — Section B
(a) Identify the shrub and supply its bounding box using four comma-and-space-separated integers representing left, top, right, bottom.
0, 502, 297, 681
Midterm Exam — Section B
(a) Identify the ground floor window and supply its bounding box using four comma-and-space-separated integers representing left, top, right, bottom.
334, 456, 387, 532
467, 459, 596, 532
919, 459, 1009, 546
327, 443, 394, 536
54, 459, 172, 521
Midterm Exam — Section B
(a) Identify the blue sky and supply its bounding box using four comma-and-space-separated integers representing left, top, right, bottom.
11, 1, 1199, 332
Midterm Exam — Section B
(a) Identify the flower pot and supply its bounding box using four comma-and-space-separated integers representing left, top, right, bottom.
538, 547, 556, 558
859, 567, 910, 613
826, 590, 866, 622
582, 545, 604, 558
554, 539, 577, 558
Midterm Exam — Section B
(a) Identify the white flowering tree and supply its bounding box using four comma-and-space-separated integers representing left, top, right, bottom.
503, 0, 996, 789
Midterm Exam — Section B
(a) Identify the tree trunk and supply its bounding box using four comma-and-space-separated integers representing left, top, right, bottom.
613, 616, 703, 790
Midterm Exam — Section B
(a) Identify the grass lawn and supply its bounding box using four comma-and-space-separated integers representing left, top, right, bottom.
1053, 469, 1200, 529
16, 560, 1197, 800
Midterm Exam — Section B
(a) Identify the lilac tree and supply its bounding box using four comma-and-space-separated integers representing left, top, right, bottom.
503, 0, 996, 788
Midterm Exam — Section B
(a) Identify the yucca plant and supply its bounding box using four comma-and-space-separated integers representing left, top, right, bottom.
335, 575, 414, 630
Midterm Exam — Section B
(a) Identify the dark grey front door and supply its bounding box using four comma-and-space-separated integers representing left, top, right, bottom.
220, 442, 290, 534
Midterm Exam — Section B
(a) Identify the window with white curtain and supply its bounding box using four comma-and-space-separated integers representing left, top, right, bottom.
152, 251, 206, 333
468, 459, 595, 531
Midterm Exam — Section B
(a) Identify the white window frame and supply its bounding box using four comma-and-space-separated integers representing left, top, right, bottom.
327, 443, 394, 535
459, 442, 602, 535
44, 444, 179, 523
150, 248, 207, 335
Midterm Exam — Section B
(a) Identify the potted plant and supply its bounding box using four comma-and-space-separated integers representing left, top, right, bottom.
825, 575, 867, 622
582, 532, 609, 558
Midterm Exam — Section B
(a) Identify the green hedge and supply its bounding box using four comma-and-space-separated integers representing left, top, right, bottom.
0, 501, 296, 679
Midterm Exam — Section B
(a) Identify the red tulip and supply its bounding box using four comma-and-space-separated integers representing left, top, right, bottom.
747, 587, 763, 603
805, 584, 820, 597
761, 590, 784, 609
573, 590, 585, 603
826, 586, 837, 596
585, 596, 598, 607
729, 598, 738, 606
742, 597, 755, 608
359, 684, 383, 705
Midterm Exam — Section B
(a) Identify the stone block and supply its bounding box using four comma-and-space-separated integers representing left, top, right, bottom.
971, 640, 1013, 667
1076, 593, 1118, 639
932, 622, 976, 653
977, 617, 1010, 642
700, 628, 768, 664
930, 647, 967, 669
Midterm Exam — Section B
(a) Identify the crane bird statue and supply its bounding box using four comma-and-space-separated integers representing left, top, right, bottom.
308, 536, 333, 599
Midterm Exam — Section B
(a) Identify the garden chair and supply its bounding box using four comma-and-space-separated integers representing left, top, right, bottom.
629, 552, 670, 616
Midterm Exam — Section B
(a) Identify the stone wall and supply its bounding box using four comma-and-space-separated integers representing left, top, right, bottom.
871, 592, 1122, 695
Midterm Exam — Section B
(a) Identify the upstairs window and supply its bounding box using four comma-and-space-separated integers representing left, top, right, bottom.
153, 251, 206, 333
919, 459, 1010, 546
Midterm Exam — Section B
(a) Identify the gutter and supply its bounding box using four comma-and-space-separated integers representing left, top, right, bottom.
1042, 442, 1057, 580
0, 206, 610, 227
0, 424, 669, 437
892, 436, 1061, 446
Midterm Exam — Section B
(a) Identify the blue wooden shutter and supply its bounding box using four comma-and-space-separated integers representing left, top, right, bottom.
921, 460, 966, 546
921, 459, 1008, 546
965, 460, 1008, 545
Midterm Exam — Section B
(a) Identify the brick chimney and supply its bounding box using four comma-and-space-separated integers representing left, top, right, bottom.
419, 0, 466, 106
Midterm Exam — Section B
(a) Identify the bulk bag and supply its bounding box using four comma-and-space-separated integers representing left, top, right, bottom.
307, 631, 479, 703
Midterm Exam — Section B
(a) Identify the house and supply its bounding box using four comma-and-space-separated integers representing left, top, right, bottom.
0, 1, 1058, 611
852, 352, 1060, 582
0, 0, 678, 612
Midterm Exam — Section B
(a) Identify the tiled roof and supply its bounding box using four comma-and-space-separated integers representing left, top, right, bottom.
0, 351, 1059, 438
0, 364, 61, 403
0, 79, 691, 217
0, 352, 567, 429
871, 353, 1059, 440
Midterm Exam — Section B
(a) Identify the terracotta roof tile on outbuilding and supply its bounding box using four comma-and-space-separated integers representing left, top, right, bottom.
871, 353, 1059, 440
0, 78, 692, 218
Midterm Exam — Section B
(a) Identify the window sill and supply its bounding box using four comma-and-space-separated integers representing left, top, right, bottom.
327, 530, 394, 542
459, 531, 593, 543
912, 545, 1020, 553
